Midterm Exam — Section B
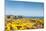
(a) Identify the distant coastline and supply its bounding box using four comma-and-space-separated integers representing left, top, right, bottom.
5, 15, 44, 18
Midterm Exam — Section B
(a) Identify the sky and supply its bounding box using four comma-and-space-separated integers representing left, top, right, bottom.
5, 0, 44, 17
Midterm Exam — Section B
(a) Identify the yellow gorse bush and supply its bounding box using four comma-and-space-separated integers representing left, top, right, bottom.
5, 18, 44, 31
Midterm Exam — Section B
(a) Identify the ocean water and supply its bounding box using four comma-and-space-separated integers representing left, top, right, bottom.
25, 16, 44, 18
